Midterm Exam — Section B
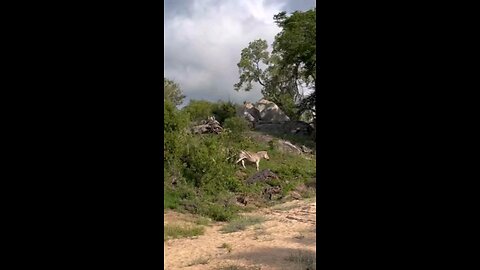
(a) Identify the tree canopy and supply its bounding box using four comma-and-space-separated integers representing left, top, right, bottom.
234, 8, 316, 121
164, 78, 186, 107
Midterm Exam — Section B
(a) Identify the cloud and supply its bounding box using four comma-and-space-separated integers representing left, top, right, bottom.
164, 0, 315, 107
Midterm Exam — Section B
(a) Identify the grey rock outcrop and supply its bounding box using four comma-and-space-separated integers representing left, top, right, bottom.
238, 98, 290, 124
255, 99, 290, 122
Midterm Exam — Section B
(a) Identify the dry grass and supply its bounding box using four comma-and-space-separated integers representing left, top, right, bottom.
285, 250, 316, 270
252, 225, 271, 241
164, 224, 205, 241
194, 216, 211, 226
220, 242, 233, 253
221, 215, 266, 233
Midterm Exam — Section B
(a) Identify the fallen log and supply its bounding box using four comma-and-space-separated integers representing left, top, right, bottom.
192, 116, 224, 134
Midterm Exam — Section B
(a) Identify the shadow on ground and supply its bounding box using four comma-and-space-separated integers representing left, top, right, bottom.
290, 234, 316, 246
225, 247, 316, 269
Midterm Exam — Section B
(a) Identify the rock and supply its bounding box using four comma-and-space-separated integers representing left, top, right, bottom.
263, 186, 282, 200
301, 145, 313, 154
289, 191, 302, 200
247, 171, 278, 186
246, 169, 279, 184
244, 101, 255, 109
282, 121, 314, 135
243, 111, 256, 122
255, 99, 290, 122
237, 102, 261, 128
236, 195, 249, 206
276, 140, 302, 154
239, 98, 290, 124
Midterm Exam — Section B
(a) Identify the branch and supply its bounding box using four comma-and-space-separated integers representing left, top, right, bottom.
255, 59, 265, 86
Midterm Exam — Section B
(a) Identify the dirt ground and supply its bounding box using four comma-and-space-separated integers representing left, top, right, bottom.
164, 199, 316, 269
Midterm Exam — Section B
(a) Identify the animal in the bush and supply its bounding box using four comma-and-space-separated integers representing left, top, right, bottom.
235, 150, 270, 171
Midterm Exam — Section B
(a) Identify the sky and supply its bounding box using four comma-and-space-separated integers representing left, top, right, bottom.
164, 0, 315, 107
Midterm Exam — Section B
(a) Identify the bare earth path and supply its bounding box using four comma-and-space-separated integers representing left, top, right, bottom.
164, 199, 316, 270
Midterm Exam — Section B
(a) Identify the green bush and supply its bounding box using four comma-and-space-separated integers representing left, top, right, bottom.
224, 116, 250, 134
164, 100, 190, 133
179, 135, 241, 195
182, 100, 216, 122
212, 101, 237, 124
164, 224, 204, 241
182, 100, 238, 124
200, 203, 237, 222
221, 215, 266, 233
164, 100, 190, 166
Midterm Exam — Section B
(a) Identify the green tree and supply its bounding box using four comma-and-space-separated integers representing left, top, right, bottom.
164, 100, 190, 162
234, 8, 316, 121
182, 100, 216, 122
212, 101, 237, 124
164, 78, 186, 106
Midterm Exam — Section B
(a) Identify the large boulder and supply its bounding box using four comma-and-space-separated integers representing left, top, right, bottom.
255, 99, 290, 122
238, 98, 290, 125
237, 101, 261, 127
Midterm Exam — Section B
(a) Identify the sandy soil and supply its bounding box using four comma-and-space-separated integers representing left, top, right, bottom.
164, 199, 316, 270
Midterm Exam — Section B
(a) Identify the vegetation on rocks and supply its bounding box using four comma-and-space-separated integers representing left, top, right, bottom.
164, 85, 315, 222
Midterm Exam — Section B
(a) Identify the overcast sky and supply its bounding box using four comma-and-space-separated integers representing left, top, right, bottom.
164, 0, 315, 107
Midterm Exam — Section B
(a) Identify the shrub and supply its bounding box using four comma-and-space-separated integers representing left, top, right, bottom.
200, 203, 237, 222
164, 183, 197, 210
164, 100, 190, 133
224, 116, 250, 134
285, 250, 316, 270
164, 224, 204, 241
212, 101, 237, 124
164, 100, 190, 166
221, 215, 266, 233
182, 100, 216, 122
164, 78, 185, 106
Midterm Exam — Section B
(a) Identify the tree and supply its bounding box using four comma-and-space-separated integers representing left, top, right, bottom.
164, 78, 186, 106
234, 8, 316, 122
182, 100, 216, 122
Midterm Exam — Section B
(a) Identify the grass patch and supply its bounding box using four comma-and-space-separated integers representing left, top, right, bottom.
285, 250, 316, 270
194, 216, 211, 226
221, 215, 266, 233
200, 203, 238, 222
163, 224, 205, 241
164, 191, 180, 210
220, 242, 233, 253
